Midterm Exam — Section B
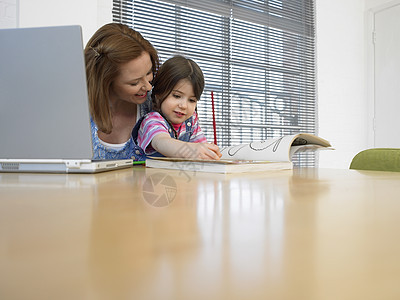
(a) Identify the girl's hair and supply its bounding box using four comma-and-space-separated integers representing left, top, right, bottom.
84, 23, 159, 134
151, 55, 204, 113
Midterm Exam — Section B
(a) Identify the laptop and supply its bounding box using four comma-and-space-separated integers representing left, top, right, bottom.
0, 25, 134, 173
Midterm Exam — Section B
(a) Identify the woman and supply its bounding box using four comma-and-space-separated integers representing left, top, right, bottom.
85, 23, 159, 160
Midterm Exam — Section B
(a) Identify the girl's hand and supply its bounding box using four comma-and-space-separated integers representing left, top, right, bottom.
151, 134, 222, 160
190, 142, 222, 160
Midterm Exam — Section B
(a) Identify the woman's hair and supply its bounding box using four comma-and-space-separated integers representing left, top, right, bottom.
151, 55, 204, 113
85, 23, 159, 134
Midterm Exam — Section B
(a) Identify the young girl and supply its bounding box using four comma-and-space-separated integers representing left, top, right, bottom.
135, 55, 221, 160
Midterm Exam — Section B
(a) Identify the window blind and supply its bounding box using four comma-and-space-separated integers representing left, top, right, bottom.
113, 0, 316, 166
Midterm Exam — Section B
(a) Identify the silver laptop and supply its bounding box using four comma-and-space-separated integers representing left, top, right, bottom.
0, 25, 133, 173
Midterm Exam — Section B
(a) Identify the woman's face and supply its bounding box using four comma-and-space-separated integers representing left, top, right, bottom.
110, 52, 153, 105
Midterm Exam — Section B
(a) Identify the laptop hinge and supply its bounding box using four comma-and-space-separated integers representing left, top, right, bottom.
65, 160, 83, 169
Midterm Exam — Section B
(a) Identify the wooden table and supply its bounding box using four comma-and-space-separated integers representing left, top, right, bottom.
1, 167, 400, 300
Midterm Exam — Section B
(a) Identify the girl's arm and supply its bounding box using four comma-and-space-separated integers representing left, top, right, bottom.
151, 133, 222, 160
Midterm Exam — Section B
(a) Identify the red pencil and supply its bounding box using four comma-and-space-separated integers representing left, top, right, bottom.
211, 91, 217, 145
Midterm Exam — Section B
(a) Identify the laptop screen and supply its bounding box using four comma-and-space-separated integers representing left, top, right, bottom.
0, 25, 93, 160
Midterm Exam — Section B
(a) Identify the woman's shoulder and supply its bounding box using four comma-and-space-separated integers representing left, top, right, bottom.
90, 117, 99, 138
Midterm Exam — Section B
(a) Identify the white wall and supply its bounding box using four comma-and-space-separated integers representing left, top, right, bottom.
0, 0, 18, 28
0, 0, 112, 44
316, 0, 397, 169
316, 0, 368, 169
366, 0, 400, 9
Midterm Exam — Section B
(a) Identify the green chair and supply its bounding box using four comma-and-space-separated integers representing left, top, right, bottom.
350, 148, 400, 172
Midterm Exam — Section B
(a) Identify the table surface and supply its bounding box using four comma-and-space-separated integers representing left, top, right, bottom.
1, 166, 400, 300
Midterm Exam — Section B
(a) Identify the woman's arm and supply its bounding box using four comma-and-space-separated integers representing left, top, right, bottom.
151, 133, 221, 160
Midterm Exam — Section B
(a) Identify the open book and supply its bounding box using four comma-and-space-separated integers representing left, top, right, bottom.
145, 133, 332, 174
219, 133, 332, 161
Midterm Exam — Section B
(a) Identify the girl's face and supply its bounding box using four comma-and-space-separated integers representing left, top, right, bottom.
110, 52, 153, 105
160, 79, 198, 124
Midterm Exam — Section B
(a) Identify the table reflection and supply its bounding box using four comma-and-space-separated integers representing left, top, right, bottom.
86, 167, 328, 299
